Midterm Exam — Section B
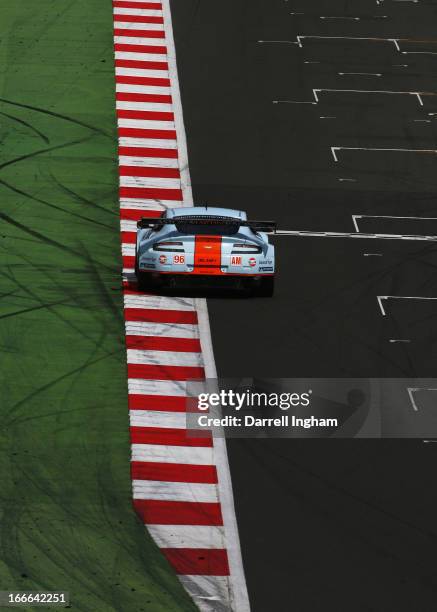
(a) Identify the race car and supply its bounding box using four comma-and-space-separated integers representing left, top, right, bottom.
135, 206, 276, 296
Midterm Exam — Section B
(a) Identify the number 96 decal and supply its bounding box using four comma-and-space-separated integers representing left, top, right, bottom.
173, 255, 185, 264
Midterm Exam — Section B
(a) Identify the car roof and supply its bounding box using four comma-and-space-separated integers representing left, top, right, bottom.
164, 206, 247, 221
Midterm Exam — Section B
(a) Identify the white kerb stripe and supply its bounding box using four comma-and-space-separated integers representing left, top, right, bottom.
119, 137, 178, 148
115, 51, 167, 62
128, 379, 206, 396
117, 101, 172, 112
116, 67, 169, 78
119, 155, 179, 168
114, 22, 164, 32
124, 294, 196, 310
128, 378, 189, 396
132, 480, 218, 503
114, 36, 167, 46
120, 176, 180, 189
125, 321, 200, 338
147, 525, 226, 549
116, 83, 171, 95
127, 349, 204, 367
132, 443, 214, 465
118, 118, 174, 129
130, 409, 187, 429
114, 9, 163, 17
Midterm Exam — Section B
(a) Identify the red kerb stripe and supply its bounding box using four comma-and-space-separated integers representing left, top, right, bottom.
126, 335, 201, 352
130, 426, 212, 447
117, 109, 174, 121
120, 165, 180, 178
128, 394, 191, 412
117, 92, 172, 104
119, 145, 177, 158
131, 461, 218, 484
115, 59, 168, 70
114, 16, 164, 25
161, 548, 230, 576
116, 75, 170, 87
113, 1, 162, 7
114, 44, 167, 54
124, 308, 198, 324
133, 499, 223, 525
114, 29, 165, 38
120, 187, 183, 201
127, 363, 204, 380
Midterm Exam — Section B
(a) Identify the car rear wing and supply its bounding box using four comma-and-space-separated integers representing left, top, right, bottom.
137, 216, 277, 233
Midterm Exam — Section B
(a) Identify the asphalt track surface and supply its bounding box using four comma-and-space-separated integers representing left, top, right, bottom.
171, 1, 437, 610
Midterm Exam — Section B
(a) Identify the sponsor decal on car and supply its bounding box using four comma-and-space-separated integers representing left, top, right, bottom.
259, 266, 274, 272
231, 256, 242, 265
259, 259, 273, 265
249, 257, 257, 267
173, 254, 185, 264
159, 254, 167, 264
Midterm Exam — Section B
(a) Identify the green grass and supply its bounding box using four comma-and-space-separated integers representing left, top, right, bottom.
0, 2, 197, 610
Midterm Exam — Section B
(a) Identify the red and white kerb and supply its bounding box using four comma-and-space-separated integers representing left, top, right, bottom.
112, 1, 249, 610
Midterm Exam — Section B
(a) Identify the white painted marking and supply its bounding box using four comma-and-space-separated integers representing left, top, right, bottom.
338, 178, 357, 182
320, 16, 360, 20
274, 230, 437, 242
338, 72, 382, 76
363, 253, 383, 256
352, 213, 437, 232
378, 295, 437, 316
258, 39, 299, 44
332, 146, 437, 161
320, 116, 336, 119
407, 388, 437, 412
314, 88, 426, 106
389, 339, 411, 343
116, 101, 172, 112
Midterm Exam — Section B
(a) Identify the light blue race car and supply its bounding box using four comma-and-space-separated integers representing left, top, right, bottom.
135, 206, 276, 296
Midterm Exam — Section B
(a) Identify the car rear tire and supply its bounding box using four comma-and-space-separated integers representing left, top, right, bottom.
257, 276, 274, 297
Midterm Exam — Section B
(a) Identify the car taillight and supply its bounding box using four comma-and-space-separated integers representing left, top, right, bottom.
153, 241, 184, 252
231, 243, 261, 254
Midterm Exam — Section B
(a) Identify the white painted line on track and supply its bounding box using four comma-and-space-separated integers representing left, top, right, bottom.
352, 214, 437, 232
407, 388, 437, 412
378, 295, 437, 316
332, 146, 437, 162
274, 230, 437, 242
389, 339, 411, 343
338, 72, 382, 76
